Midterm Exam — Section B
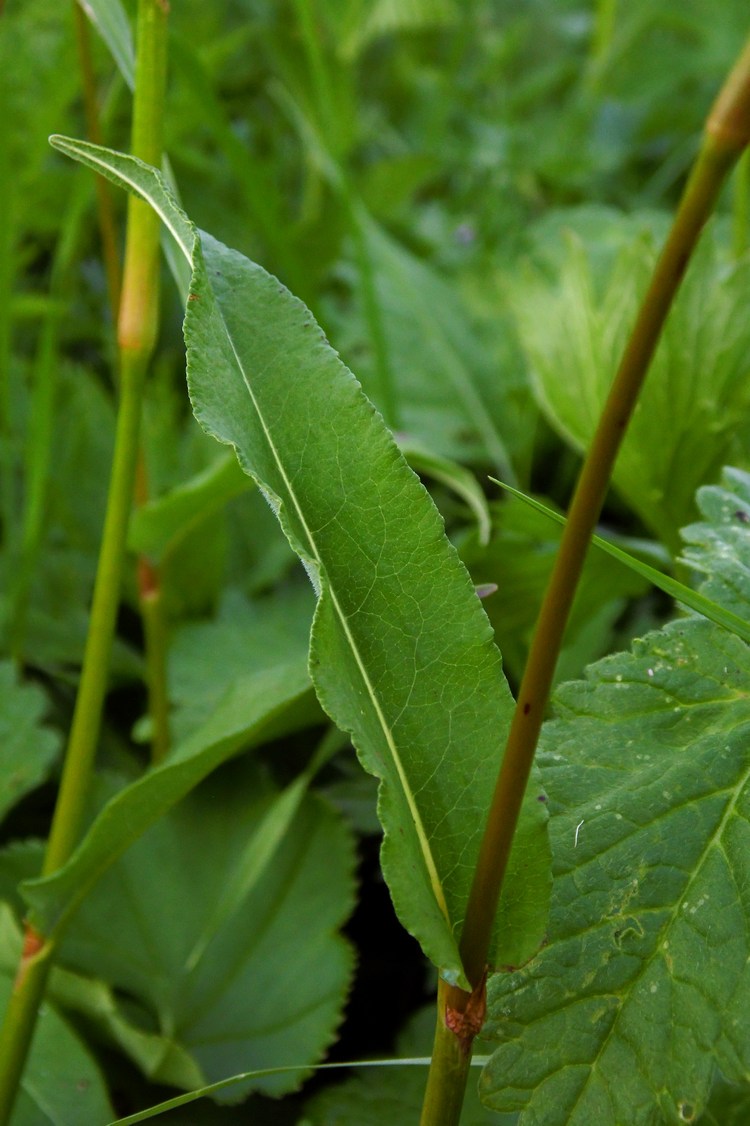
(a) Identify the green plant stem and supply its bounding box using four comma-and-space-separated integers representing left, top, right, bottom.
420, 979, 473, 1126
46, 360, 151, 872
0, 936, 56, 1126
0, 2, 168, 1119
0, 48, 16, 628
421, 30, 750, 1126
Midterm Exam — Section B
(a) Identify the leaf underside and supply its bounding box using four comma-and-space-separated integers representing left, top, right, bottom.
47, 135, 550, 983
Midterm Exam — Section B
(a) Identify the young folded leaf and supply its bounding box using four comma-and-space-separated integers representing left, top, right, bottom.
47, 135, 550, 986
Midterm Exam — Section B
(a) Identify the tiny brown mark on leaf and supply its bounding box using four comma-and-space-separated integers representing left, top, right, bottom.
188, 293, 200, 302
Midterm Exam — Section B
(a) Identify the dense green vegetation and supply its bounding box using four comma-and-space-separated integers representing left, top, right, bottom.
1, 2, 750, 1123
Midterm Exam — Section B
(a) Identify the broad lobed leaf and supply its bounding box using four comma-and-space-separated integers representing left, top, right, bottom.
514, 216, 750, 549
482, 469, 750, 1124
54, 764, 356, 1101
682, 467, 750, 623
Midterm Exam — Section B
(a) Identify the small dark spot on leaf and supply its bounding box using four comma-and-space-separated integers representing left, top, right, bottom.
734, 509, 750, 523
537, 793, 547, 802
678, 1102, 695, 1122
523, 702, 531, 715
76, 1080, 90, 1092
188, 293, 200, 302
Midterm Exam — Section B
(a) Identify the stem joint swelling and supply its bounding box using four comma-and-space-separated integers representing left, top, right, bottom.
444, 970, 488, 1057
13, 925, 48, 991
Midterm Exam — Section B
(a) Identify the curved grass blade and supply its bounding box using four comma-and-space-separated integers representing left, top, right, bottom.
108, 1056, 491, 1125
492, 478, 750, 644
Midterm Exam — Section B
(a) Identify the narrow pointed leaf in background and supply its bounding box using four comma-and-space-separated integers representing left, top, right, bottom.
48, 135, 550, 984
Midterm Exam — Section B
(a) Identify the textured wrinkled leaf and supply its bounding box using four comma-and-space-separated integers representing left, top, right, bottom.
0, 663, 59, 824
23, 659, 314, 937
481, 478, 750, 1125
514, 219, 750, 547
0, 909, 113, 1126
49, 136, 550, 985
55, 764, 355, 1099
483, 618, 750, 1125
682, 466, 750, 623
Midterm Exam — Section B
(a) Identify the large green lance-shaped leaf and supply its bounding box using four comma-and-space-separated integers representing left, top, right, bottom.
49, 135, 549, 984
481, 471, 750, 1124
